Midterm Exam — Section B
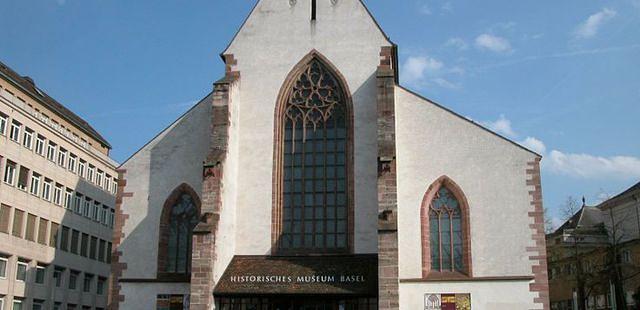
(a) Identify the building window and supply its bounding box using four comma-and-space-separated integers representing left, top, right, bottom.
623, 249, 632, 263
0, 113, 7, 135
89, 236, 98, 260
37, 218, 49, 245
78, 160, 86, 178
112, 178, 118, 195
97, 277, 106, 295
83, 274, 93, 293
421, 176, 471, 277
53, 184, 63, 205
68, 154, 77, 173
83, 198, 91, 218
25, 214, 37, 242
12, 299, 22, 310
9, 121, 21, 142
64, 190, 73, 210
42, 179, 52, 201
16, 166, 29, 191
109, 208, 115, 229
98, 239, 106, 262
16, 261, 28, 281
87, 165, 95, 183
274, 54, 353, 254
105, 174, 112, 192
32, 300, 44, 310
0, 205, 10, 234
60, 226, 70, 252
53, 302, 62, 310
80, 233, 89, 257
35, 135, 45, 156
46, 142, 57, 162
106, 242, 112, 264
93, 201, 100, 222
101, 206, 108, 225
29, 173, 41, 196
70, 230, 80, 254
0, 296, 3, 310
74, 193, 83, 214
0, 256, 7, 278
69, 270, 79, 290
12, 209, 24, 238
96, 170, 104, 188
53, 267, 63, 287
158, 184, 201, 275
35, 265, 46, 284
57, 148, 67, 168
3, 161, 16, 185
49, 222, 59, 248
22, 128, 33, 150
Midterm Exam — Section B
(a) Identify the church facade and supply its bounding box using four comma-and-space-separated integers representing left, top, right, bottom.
109, 1, 549, 309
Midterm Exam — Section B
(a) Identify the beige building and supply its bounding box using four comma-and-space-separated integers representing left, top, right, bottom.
547, 182, 640, 310
0, 61, 118, 310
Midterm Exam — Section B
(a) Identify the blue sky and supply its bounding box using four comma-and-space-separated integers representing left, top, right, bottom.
1, 0, 639, 229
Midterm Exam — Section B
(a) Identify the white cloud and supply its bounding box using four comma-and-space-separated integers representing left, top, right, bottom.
402, 56, 444, 84
432, 78, 459, 89
448, 66, 465, 75
475, 34, 513, 53
574, 8, 617, 39
481, 115, 640, 180
547, 151, 640, 180
441, 2, 453, 13
445, 38, 468, 51
481, 114, 516, 138
419, 3, 432, 15
519, 137, 547, 155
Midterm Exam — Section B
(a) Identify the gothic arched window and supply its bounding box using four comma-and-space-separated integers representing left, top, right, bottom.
273, 52, 353, 254
158, 184, 201, 277
421, 177, 471, 277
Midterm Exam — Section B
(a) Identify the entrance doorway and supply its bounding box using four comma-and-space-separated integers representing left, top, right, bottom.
215, 296, 377, 310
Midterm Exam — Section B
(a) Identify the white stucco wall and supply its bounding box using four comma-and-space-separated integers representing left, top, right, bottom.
400, 280, 536, 309
118, 93, 212, 280
395, 86, 540, 308
225, 0, 391, 255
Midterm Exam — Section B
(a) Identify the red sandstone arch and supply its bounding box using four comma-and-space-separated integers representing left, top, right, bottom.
420, 175, 472, 278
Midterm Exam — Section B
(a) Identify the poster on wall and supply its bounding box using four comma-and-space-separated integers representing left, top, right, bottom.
424, 294, 471, 310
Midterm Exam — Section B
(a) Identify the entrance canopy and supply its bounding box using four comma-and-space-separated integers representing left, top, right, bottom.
214, 255, 378, 296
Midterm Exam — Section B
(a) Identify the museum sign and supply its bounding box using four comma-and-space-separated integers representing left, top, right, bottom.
214, 255, 378, 296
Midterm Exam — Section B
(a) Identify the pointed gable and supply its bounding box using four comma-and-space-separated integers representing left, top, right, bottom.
223, 0, 392, 58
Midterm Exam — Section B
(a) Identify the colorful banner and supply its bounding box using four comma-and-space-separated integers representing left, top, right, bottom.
424, 294, 471, 310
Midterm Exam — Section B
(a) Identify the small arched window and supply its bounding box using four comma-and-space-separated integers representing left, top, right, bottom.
273, 52, 353, 254
158, 184, 201, 277
421, 177, 471, 277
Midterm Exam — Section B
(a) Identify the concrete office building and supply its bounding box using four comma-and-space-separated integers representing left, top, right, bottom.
111, 1, 550, 309
0, 61, 118, 309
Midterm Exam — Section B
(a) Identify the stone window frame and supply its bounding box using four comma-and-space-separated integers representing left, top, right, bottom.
420, 175, 472, 278
0, 112, 7, 136
271, 50, 355, 255
156, 183, 201, 281
9, 120, 21, 143
22, 127, 34, 150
